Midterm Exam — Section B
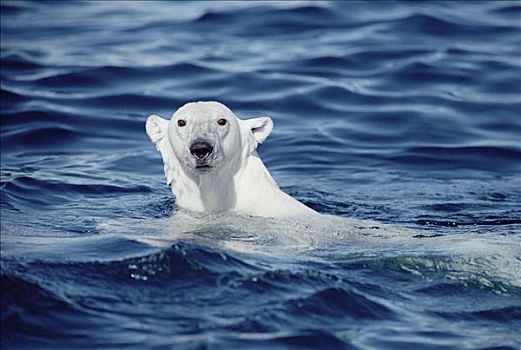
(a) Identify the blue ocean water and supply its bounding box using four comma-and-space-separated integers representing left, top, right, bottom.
1, 1, 521, 349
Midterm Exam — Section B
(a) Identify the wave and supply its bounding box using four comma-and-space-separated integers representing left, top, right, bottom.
388, 146, 521, 172
1, 176, 151, 212
25, 62, 221, 89
195, 5, 345, 36
384, 13, 517, 36
0, 53, 46, 71
2, 1, 521, 348
0, 273, 93, 347
120, 242, 259, 282
434, 306, 521, 323
284, 286, 395, 320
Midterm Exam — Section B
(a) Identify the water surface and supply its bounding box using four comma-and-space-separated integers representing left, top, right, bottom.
1, 1, 521, 349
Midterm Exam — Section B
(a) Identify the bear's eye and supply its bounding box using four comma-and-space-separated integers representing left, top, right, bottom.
177, 119, 186, 127
217, 118, 227, 126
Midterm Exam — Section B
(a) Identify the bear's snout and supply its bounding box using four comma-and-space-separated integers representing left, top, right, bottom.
190, 141, 213, 160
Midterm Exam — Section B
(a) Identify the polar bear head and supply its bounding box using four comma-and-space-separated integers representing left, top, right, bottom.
146, 101, 273, 183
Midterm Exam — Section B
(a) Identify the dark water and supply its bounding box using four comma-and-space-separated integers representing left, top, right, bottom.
1, 1, 521, 349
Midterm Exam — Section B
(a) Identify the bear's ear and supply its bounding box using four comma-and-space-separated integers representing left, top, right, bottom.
242, 117, 273, 147
145, 115, 176, 186
146, 114, 168, 144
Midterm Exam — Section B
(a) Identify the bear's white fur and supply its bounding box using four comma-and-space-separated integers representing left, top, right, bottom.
146, 101, 318, 218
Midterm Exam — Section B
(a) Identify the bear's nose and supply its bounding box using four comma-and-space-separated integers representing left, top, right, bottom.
190, 141, 213, 160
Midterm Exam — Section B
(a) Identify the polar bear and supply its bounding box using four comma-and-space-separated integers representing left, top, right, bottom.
146, 101, 318, 218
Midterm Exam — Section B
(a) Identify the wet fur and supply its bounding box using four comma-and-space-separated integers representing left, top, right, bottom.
146, 101, 317, 218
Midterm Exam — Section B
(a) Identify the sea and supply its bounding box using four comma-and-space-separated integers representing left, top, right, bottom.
1, 1, 520, 349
